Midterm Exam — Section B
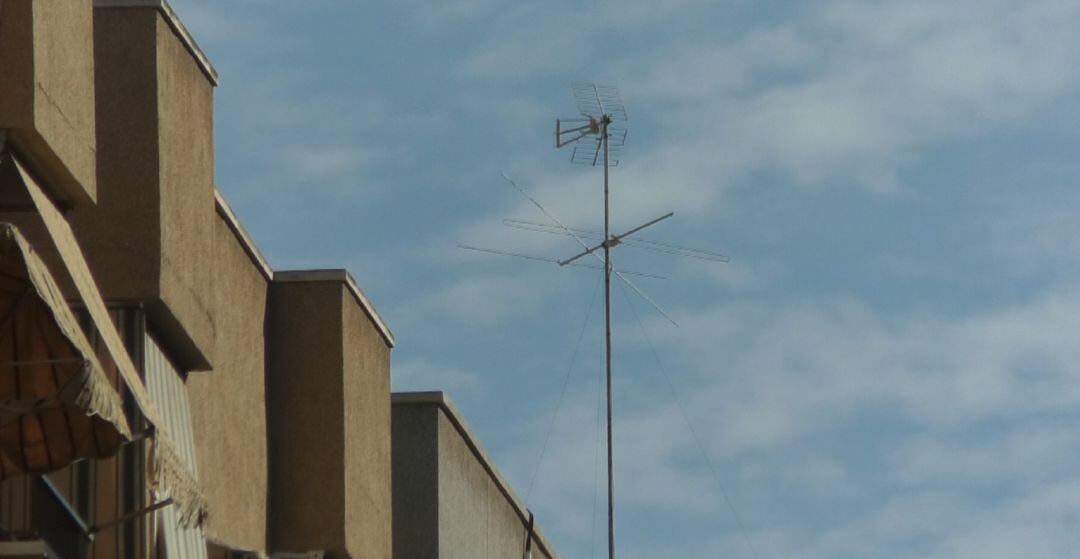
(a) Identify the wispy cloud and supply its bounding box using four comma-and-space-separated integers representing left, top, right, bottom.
165, 0, 1080, 557
391, 270, 572, 332
391, 357, 485, 399
505, 284, 1080, 557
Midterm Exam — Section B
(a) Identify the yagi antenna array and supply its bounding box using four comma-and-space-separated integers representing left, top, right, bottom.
557, 83, 628, 166
573, 83, 628, 121
458, 84, 727, 559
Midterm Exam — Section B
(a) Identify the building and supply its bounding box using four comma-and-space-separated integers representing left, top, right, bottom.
0, 1, 556, 557
392, 392, 557, 559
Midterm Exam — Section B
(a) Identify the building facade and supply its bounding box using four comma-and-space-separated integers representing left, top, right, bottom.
0, 1, 556, 557
392, 393, 557, 559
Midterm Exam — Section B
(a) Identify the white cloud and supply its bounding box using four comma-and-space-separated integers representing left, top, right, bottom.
172, 0, 416, 201
925, 476, 1080, 559
445, 0, 1080, 273
401, 0, 504, 27
169, 0, 273, 50
167, 1, 1080, 557
391, 270, 570, 331
668, 289, 1080, 442
391, 357, 485, 398
455, 6, 594, 82
894, 427, 1080, 488
617, 0, 1080, 197
504, 284, 1080, 556
282, 145, 382, 184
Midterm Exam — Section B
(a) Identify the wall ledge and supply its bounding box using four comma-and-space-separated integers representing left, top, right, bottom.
392, 391, 559, 558
214, 189, 273, 281
94, 0, 219, 86
274, 269, 395, 348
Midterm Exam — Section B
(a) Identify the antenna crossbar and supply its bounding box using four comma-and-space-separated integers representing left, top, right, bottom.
502, 218, 731, 263
457, 244, 667, 279
498, 173, 677, 326
558, 212, 673, 267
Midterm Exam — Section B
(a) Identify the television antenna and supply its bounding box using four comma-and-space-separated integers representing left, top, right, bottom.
459, 83, 728, 559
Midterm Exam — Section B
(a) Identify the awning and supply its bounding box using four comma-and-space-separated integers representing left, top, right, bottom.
0, 223, 132, 475
0, 149, 208, 526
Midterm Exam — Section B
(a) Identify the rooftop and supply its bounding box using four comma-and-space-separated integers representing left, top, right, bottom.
392, 391, 558, 558
275, 269, 396, 348
94, 0, 219, 86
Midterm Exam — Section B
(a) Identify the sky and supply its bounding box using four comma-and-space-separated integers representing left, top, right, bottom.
171, 1, 1080, 557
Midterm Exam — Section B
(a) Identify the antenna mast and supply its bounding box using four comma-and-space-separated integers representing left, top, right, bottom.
557, 83, 626, 559
602, 106, 616, 559
462, 84, 730, 559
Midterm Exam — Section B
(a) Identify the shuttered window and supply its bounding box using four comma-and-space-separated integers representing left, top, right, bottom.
143, 333, 207, 559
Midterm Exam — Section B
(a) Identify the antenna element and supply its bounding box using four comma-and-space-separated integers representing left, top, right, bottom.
459, 84, 728, 559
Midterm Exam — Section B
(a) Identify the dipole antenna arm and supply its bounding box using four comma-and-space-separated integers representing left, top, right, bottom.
617, 212, 674, 242
501, 173, 678, 326
559, 212, 674, 267
501, 172, 581, 242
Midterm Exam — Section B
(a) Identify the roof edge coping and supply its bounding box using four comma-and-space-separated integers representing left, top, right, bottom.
274, 269, 395, 348
94, 0, 220, 86
391, 391, 559, 558
213, 189, 273, 281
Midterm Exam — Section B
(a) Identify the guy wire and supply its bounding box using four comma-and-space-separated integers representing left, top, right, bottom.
615, 281, 762, 559
525, 274, 604, 503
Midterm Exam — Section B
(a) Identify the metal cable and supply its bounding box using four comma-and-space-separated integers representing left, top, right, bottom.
590, 322, 605, 559
525, 274, 604, 503
501, 173, 677, 326
616, 282, 763, 559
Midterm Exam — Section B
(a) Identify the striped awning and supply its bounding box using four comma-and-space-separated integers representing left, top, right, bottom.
0, 149, 207, 526
0, 223, 132, 475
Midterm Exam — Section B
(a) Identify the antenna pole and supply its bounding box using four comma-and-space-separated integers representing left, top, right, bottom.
484, 84, 733, 559
602, 113, 616, 559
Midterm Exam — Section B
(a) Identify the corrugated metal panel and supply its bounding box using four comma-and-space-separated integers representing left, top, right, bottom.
144, 333, 208, 559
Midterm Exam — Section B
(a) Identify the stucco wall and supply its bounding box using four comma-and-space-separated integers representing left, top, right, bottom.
0, 1, 35, 128
342, 287, 393, 558
436, 410, 555, 559
268, 280, 348, 555
153, 8, 215, 370
185, 211, 270, 552
0, 0, 97, 204
391, 395, 557, 559
71, 5, 215, 371
0, 8, 158, 311
75, 8, 160, 298
391, 404, 440, 558
269, 275, 394, 558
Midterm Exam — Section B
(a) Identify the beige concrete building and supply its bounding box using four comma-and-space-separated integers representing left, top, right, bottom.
392, 393, 557, 559
0, 1, 557, 557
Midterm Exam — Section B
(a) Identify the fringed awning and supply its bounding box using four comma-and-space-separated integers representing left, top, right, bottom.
0, 149, 208, 526
0, 223, 132, 475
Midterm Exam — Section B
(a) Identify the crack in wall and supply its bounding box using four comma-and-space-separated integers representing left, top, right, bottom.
37, 82, 79, 135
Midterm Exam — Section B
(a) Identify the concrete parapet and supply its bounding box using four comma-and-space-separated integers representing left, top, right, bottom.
269, 271, 393, 558
0, 0, 98, 204
184, 194, 272, 552
392, 392, 558, 559
62, 2, 218, 370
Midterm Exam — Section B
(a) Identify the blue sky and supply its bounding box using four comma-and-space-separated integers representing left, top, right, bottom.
172, 1, 1080, 557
